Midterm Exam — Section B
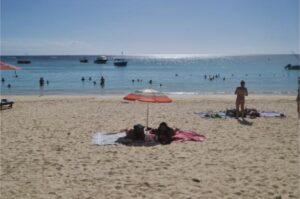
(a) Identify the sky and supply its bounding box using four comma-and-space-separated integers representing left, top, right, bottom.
1, 0, 299, 55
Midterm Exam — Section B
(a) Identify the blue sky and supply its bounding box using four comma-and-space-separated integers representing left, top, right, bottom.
1, 0, 299, 55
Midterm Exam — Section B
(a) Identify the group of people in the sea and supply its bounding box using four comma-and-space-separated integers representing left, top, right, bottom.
39, 77, 50, 87
80, 76, 106, 87
204, 74, 226, 81
131, 78, 163, 87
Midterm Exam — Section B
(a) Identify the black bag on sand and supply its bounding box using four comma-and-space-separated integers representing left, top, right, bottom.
132, 124, 145, 141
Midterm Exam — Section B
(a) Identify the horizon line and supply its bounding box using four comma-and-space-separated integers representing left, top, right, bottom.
1, 52, 299, 57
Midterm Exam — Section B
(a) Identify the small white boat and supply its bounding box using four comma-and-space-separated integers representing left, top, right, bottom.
94, 56, 108, 64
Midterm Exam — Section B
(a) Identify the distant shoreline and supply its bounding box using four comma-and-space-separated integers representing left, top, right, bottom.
1, 91, 297, 97
1, 53, 299, 58
1, 93, 297, 100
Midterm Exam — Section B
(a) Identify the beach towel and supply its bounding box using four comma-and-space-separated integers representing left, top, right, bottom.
194, 112, 226, 119
259, 111, 285, 117
92, 132, 126, 145
116, 131, 158, 146
195, 109, 285, 119
172, 130, 206, 142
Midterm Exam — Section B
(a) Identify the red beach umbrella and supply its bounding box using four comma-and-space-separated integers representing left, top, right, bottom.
123, 89, 172, 127
0, 61, 21, 77
0, 61, 21, 70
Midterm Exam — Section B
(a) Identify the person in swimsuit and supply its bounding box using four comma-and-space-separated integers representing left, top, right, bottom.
235, 80, 248, 118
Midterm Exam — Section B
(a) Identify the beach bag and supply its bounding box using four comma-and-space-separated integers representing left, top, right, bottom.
128, 124, 145, 141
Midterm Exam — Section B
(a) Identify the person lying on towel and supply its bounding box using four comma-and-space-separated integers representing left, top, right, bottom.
152, 122, 177, 145
121, 122, 176, 145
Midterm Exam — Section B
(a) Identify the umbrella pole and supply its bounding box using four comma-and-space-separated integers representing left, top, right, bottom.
146, 103, 149, 127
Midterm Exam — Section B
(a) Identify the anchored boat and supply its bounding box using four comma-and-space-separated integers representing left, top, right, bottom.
94, 56, 108, 64
113, 58, 127, 67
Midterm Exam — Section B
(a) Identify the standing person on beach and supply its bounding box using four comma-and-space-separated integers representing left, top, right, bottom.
235, 80, 248, 118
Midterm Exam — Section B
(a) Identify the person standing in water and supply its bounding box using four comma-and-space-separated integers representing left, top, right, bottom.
235, 80, 248, 118
39, 77, 45, 87
100, 76, 105, 88
39, 77, 45, 96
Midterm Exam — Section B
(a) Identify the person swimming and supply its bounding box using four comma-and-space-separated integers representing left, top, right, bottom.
235, 80, 248, 118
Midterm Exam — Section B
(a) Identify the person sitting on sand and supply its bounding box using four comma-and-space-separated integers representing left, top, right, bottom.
155, 122, 175, 145
122, 124, 145, 141
235, 80, 248, 118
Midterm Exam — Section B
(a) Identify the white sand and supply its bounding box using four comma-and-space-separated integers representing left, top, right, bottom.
0, 94, 299, 199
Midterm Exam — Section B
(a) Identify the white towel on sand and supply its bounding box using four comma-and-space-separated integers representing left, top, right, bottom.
259, 111, 284, 117
92, 132, 126, 145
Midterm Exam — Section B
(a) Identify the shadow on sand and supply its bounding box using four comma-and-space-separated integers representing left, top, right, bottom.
237, 118, 253, 126
116, 137, 160, 147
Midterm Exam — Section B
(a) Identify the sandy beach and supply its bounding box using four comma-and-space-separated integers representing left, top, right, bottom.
0, 94, 299, 199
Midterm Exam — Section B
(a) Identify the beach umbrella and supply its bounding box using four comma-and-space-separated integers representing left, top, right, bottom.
123, 89, 172, 127
0, 61, 21, 76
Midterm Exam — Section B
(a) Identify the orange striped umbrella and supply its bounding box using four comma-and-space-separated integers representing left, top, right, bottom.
124, 89, 172, 127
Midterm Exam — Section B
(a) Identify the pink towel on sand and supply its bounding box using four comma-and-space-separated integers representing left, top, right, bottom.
172, 130, 206, 142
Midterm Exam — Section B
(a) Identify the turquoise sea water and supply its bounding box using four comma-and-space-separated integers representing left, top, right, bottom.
0, 54, 299, 95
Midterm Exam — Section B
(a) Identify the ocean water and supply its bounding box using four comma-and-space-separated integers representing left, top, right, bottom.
0, 54, 299, 95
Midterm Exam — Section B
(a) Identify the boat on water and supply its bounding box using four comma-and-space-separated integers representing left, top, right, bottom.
17, 59, 31, 64
285, 64, 300, 70
113, 58, 127, 67
94, 56, 108, 64
80, 58, 88, 63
